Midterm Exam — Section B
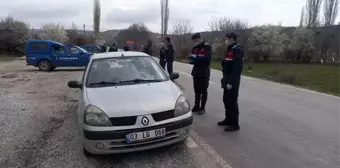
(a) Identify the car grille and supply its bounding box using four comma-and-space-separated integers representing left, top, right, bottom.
110, 116, 137, 126
151, 110, 174, 122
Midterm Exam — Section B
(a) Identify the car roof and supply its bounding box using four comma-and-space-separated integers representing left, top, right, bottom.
27, 39, 64, 46
92, 51, 150, 60
80, 44, 98, 47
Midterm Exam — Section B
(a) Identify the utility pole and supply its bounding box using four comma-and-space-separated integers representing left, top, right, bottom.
83, 24, 86, 35
31, 26, 34, 38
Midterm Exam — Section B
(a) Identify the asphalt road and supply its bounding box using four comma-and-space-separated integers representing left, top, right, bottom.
170, 60, 340, 168
0, 59, 339, 168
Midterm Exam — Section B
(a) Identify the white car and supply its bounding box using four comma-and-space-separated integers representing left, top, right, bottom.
67, 51, 192, 155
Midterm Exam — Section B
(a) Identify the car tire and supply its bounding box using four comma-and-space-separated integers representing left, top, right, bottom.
38, 60, 52, 71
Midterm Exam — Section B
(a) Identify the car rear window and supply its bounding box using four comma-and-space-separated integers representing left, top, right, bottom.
30, 43, 48, 50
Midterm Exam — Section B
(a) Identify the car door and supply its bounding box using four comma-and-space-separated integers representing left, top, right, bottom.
67, 46, 84, 66
88, 46, 94, 53
51, 45, 68, 66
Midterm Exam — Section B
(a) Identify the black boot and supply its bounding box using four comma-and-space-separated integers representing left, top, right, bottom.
198, 91, 207, 115
224, 125, 240, 132
198, 107, 205, 115
217, 118, 230, 126
198, 102, 206, 115
192, 104, 199, 112
192, 93, 201, 113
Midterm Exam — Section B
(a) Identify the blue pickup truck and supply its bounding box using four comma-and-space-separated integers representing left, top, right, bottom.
25, 40, 93, 71
79, 44, 103, 53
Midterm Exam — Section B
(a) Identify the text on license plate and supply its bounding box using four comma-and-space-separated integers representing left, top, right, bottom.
126, 128, 166, 143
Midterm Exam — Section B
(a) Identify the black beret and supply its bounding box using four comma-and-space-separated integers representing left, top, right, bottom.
191, 33, 201, 40
225, 32, 238, 40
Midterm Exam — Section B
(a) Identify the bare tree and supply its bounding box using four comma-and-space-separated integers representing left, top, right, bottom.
67, 22, 78, 44
161, 0, 164, 38
318, 0, 338, 63
172, 20, 193, 35
300, 6, 305, 27
160, 0, 170, 40
208, 17, 248, 31
93, 0, 101, 42
171, 20, 193, 58
323, 0, 339, 26
305, 0, 323, 28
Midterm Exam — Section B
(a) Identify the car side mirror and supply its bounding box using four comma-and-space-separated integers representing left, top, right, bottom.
68, 80, 82, 89
169, 72, 179, 80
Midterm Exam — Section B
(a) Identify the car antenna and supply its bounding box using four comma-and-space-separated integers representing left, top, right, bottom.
121, 53, 124, 57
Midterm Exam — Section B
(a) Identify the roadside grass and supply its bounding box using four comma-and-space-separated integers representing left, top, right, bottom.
210, 61, 340, 96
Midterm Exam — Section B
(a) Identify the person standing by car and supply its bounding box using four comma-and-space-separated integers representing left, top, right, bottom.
143, 41, 153, 56
218, 32, 244, 132
109, 43, 118, 52
124, 44, 130, 51
101, 43, 107, 52
159, 43, 167, 70
188, 33, 212, 115
165, 36, 174, 75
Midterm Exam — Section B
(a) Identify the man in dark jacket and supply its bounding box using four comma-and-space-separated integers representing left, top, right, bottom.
218, 32, 244, 132
108, 43, 118, 52
101, 43, 107, 52
165, 36, 175, 74
188, 33, 212, 115
124, 44, 130, 51
143, 41, 153, 55
159, 43, 167, 70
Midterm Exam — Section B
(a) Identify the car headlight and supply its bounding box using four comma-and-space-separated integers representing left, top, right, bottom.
84, 105, 112, 126
174, 95, 191, 117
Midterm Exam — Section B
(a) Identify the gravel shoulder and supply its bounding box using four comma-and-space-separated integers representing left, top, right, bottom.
0, 60, 222, 168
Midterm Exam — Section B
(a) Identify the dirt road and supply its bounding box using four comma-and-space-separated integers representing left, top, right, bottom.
0, 60, 84, 168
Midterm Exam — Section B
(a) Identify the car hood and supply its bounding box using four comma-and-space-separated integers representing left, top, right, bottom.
85, 81, 182, 117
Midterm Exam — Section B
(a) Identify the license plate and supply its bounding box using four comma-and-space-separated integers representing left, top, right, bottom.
126, 128, 166, 143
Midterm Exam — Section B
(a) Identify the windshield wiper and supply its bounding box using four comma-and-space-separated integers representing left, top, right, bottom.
119, 78, 163, 83
89, 81, 119, 86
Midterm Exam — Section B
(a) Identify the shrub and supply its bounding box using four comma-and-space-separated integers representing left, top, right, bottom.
0, 17, 29, 55
289, 27, 315, 63
40, 23, 69, 43
248, 25, 289, 62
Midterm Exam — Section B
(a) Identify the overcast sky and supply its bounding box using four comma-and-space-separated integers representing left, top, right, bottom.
1, 0, 338, 33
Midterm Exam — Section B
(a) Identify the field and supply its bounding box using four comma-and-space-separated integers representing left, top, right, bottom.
211, 61, 340, 96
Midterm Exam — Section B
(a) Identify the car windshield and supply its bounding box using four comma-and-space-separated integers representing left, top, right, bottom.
86, 56, 168, 87
76, 46, 87, 53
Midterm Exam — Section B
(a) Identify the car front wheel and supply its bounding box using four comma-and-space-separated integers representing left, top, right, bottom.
38, 60, 52, 71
